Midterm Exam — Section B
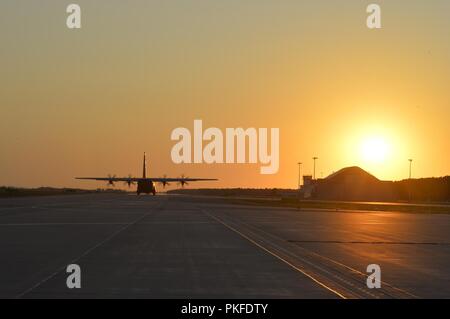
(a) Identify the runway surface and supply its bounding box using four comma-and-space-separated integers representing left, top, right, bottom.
0, 193, 449, 298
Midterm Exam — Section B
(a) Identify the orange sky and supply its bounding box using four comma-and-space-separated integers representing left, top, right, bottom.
0, 1, 449, 190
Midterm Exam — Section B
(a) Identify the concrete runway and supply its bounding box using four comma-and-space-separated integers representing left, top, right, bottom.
0, 193, 449, 298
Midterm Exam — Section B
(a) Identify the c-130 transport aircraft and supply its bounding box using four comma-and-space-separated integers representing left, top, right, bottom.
76, 153, 217, 195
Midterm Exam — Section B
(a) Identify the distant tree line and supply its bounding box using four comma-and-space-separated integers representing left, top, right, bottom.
393, 177, 450, 202
169, 176, 450, 203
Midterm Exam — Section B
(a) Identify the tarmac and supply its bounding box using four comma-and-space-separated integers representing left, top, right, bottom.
0, 193, 449, 298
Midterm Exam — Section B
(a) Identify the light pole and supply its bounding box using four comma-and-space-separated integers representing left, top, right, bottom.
297, 162, 302, 189
408, 158, 413, 202
313, 157, 318, 180
408, 159, 413, 179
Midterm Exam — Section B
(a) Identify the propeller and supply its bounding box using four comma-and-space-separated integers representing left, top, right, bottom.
159, 174, 170, 188
177, 174, 189, 188
107, 174, 116, 187
123, 174, 135, 188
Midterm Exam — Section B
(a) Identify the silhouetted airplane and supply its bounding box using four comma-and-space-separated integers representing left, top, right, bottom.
76, 153, 217, 195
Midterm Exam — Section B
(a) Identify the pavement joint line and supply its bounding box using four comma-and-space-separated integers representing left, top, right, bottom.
201, 208, 347, 299
15, 201, 165, 299
218, 213, 369, 298
0, 198, 128, 211
287, 240, 450, 246
208, 209, 414, 299
0, 206, 33, 211
0, 223, 130, 226
231, 213, 418, 299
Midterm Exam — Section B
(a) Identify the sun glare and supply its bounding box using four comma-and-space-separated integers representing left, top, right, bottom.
360, 136, 390, 163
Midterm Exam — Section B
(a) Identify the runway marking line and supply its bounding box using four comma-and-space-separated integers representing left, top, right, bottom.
232, 218, 377, 298
219, 213, 379, 298
0, 223, 129, 226
238, 216, 418, 298
240, 217, 418, 298
208, 208, 418, 299
202, 209, 347, 299
15, 200, 166, 298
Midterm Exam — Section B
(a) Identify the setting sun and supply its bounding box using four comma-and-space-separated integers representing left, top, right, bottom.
360, 137, 391, 163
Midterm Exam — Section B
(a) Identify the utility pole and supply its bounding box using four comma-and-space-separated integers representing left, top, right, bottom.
313, 157, 318, 180
297, 162, 303, 207
297, 162, 302, 189
408, 158, 413, 202
408, 159, 413, 179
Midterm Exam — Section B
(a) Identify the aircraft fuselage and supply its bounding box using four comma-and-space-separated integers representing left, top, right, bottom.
137, 180, 156, 195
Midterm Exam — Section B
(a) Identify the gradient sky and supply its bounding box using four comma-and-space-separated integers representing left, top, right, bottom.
1, 1, 449, 189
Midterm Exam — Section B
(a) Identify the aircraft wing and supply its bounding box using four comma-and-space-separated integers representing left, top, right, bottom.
76, 177, 142, 182
146, 177, 218, 183
75, 177, 218, 182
